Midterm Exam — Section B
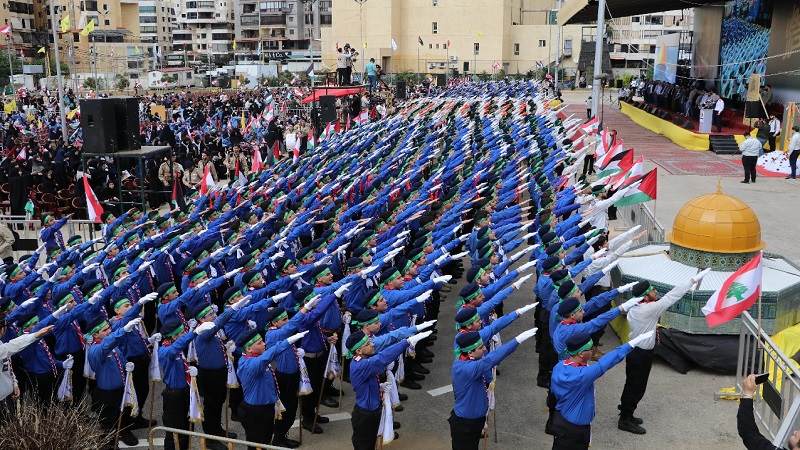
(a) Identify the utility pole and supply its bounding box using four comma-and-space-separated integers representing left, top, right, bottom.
555, 0, 562, 87
48, 0, 68, 137
591, 0, 606, 119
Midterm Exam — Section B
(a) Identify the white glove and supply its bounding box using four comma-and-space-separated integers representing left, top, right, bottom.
601, 260, 620, 275
179, 232, 192, 241
587, 236, 600, 246
287, 330, 309, 345
521, 232, 536, 240
231, 295, 251, 311
591, 248, 608, 260
246, 319, 256, 330
512, 274, 533, 290
187, 366, 198, 377
452, 223, 462, 234
416, 290, 432, 303
52, 303, 70, 319
36, 243, 46, 254
432, 275, 452, 284
82, 262, 100, 274
304, 294, 322, 310
188, 319, 198, 329
416, 320, 437, 332
515, 302, 538, 316
407, 330, 432, 347
583, 228, 599, 239
123, 318, 143, 333
210, 248, 226, 259
615, 240, 634, 255
290, 271, 307, 280
515, 327, 538, 344
224, 268, 242, 279
617, 282, 637, 293
359, 265, 380, 279
620, 296, 642, 313
450, 251, 469, 260
272, 250, 285, 259
140, 259, 155, 271
87, 292, 102, 305
518, 260, 537, 272
125, 362, 135, 372
148, 333, 162, 344
62, 355, 74, 370
334, 282, 352, 298
196, 279, 211, 290
457, 233, 469, 242
113, 275, 130, 288
628, 330, 655, 348
314, 255, 333, 267
434, 254, 449, 266
195, 321, 216, 335
510, 245, 537, 262
626, 225, 642, 236
48, 270, 61, 283
692, 268, 712, 284
138, 292, 158, 305
37, 262, 54, 275
271, 292, 291, 303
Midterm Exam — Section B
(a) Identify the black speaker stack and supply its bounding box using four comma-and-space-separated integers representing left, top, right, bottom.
80, 97, 141, 153
319, 95, 337, 123
396, 81, 406, 100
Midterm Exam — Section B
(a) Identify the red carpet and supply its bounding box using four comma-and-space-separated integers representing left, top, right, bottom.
730, 158, 787, 177
628, 101, 753, 136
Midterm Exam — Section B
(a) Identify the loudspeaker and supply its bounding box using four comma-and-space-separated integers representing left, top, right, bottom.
616, 79, 623, 88
745, 101, 765, 118
113, 97, 141, 151
319, 95, 337, 123
683, 120, 695, 130
396, 81, 406, 100
81, 99, 118, 153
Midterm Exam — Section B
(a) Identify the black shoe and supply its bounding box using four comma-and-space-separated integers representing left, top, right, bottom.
302, 421, 324, 434
130, 417, 156, 430
316, 415, 330, 423
448, 279, 458, 284
394, 432, 400, 440
752, 179, 756, 183
741, 180, 749, 184
536, 376, 550, 389
618, 417, 646, 434
412, 364, 430, 374
406, 372, 425, 381
325, 387, 342, 397
230, 411, 240, 422
786, 176, 796, 179
393, 421, 401, 429
395, 404, 404, 412
272, 436, 301, 449
321, 397, 339, 408
419, 348, 434, 358
119, 430, 139, 447
545, 418, 554, 436
399, 379, 422, 390
417, 356, 434, 364
432, 328, 438, 334
398, 393, 409, 401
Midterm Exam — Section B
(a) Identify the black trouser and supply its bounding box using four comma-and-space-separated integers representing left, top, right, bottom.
351, 404, 381, 450
582, 286, 611, 344
790, 150, 800, 178
618, 347, 655, 418
162, 387, 190, 450
537, 310, 557, 384
448, 410, 485, 450
92, 387, 132, 434
586, 109, 591, 119
274, 370, 300, 439
742, 155, 758, 182
337, 68, 346, 86
769, 135, 778, 151
551, 410, 590, 450
128, 353, 150, 413
196, 367, 227, 436
0, 395, 15, 423
714, 110, 722, 132
31, 372, 55, 404
55, 350, 86, 405
238, 401, 275, 450
301, 354, 325, 421
581, 154, 595, 177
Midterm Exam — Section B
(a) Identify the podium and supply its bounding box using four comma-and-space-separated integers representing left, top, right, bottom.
699, 109, 713, 133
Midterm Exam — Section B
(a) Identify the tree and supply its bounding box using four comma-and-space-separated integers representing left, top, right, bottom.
0, 53, 23, 86
84, 77, 97, 89
395, 70, 416, 83
477, 71, 491, 82
115, 75, 129, 90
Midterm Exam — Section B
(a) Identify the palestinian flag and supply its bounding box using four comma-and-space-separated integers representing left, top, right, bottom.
609, 156, 644, 189
319, 122, 335, 142
199, 164, 214, 196
701, 252, 762, 328
418, 36, 424, 46
595, 144, 630, 178
308, 126, 315, 150
614, 168, 657, 207
171, 175, 186, 210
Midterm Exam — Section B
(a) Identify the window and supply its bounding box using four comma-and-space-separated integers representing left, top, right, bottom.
289, 29, 294, 35
563, 38, 572, 56
644, 15, 663, 25
631, 16, 640, 23
473, 42, 479, 55
649, 45, 656, 53
429, 44, 432, 49
436, 44, 439, 49
513, 43, 519, 55
432, 22, 437, 34
538, 39, 546, 47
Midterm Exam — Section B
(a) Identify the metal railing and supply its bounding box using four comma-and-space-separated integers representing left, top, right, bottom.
714, 312, 800, 448
0, 215, 101, 257
614, 202, 665, 245
149, 426, 290, 450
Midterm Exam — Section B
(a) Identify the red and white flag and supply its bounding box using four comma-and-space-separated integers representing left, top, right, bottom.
293, 137, 301, 164
345, 114, 350, 132
16, 147, 26, 160
581, 117, 599, 135
355, 110, 368, 126
199, 164, 214, 196
252, 147, 263, 173
0, 24, 11, 36
83, 176, 104, 223
702, 252, 763, 328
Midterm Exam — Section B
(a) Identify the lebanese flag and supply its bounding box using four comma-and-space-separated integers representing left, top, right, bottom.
702, 252, 762, 328
595, 142, 628, 177
272, 140, 280, 160
345, 115, 350, 132
597, 128, 610, 157
581, 116, 599, 135
319, 122, 334, 142
264, 103, 274, 123
614, 168, 657, 207
199, 164, 214, 196
293, 87, 303, 98
609, 156, 644, 189
16, 147, 26, 160
0, 24, 10, 36
252, 147, 264, 173
355, 110, 368, 126
293, 137, 301, 163
83, 176, 103, 223
308, 126, 315, 150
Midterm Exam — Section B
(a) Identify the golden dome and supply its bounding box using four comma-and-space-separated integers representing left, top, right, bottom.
666, 186, 765, 254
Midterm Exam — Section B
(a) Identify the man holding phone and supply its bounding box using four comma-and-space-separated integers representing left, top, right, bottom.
738, 373, 800, 450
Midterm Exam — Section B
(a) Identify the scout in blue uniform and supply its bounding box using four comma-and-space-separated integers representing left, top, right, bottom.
549, 331, 652, 449
449, 327, 537, 450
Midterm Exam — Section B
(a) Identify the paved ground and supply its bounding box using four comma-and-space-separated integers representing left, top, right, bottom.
113, 88, 792, 449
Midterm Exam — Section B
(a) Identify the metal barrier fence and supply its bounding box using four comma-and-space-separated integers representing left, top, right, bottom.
0, 215, 101, 257
149, 426, 289, 450
614, 202, 665, 245
713, 311, 800, 448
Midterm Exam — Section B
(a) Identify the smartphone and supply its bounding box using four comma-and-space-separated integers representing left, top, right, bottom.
755, 373, 769, 385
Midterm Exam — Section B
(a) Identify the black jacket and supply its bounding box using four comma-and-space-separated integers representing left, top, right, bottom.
737, 398, 787, 450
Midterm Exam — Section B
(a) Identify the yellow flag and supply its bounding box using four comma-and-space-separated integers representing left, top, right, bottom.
240, 111, 245, 129
60, 16, 70, 33
363, 39, 367, 49
475, 30, 485, 38
37, 47, 45, 54
232, 39, 236, 50
135, 45, 140, 54
80, 20, 95, 37
37, 119, 42, 129
4, 99, 16, 114
67, 108, 77, 120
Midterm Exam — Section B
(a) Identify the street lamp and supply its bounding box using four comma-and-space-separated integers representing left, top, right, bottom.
99, 4, 111, 94
354, 0, 366, 81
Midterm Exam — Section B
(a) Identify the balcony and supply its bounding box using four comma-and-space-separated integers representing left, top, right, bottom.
185, 1, 216, 11
261, 15, 286, 26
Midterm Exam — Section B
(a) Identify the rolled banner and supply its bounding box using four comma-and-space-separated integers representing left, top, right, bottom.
385, 367, 400, 407
187, 340, 198, 363
122, 370, 140, 418
324, 345, 340, 380
188, 375, 203, 423
487, 367, 497, 412
341, 312, 351, 345
376, 382, 395, 445
295, 348, 313, 395
274, 398, 286, 420
225, 347, 238, 388
83, 342, 95, 380
57, 368, 73, 403
490, 331, 502, 352
149, 341, 162, 381
395, 355, 405, 383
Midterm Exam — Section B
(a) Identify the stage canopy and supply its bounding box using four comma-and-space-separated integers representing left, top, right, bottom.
558, 0, 722, 25
301, 86, 366, 104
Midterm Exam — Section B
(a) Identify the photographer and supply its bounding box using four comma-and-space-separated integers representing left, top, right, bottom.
738, 374, 799, 450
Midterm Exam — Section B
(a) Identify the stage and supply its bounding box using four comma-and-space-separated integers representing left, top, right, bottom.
620, 101, 753, 151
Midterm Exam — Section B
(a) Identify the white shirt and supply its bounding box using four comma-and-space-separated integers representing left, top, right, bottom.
790, 131, 800, 152
627, 280, 694, 349
0, 333, 38, 400
714, 98, 724, 113
769, 119, 781, 135
739, 137, 762, 157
